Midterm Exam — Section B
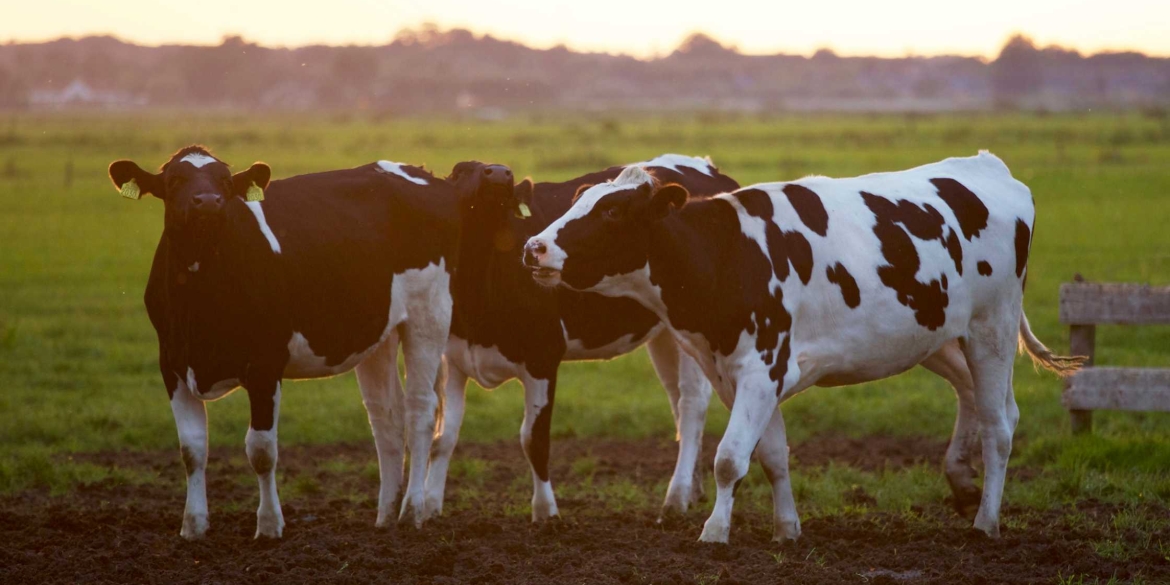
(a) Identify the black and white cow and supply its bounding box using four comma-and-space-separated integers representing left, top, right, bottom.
422, 155, 740, 521
108, 146, 510, 538
524, 152, 1084, 542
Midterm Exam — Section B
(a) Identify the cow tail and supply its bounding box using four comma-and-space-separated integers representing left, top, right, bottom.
1018, 310, 1087, 377
432, 354, 448, 440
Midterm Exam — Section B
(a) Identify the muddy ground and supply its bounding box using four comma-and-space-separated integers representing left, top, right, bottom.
1, 436, 1165, 584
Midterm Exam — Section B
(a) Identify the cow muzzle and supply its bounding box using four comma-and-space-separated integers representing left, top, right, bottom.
523, 238, 562, 287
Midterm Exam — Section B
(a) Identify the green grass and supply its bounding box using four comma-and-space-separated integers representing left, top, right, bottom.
1, 111, 1169, 513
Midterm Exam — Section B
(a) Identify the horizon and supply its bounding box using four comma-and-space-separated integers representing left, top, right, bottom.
4, 0, 1169, 60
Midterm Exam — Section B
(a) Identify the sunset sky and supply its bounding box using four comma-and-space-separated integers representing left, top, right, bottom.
3, 0, 1167, 58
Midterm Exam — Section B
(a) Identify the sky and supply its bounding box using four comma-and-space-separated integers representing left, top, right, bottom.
3, 0, 1167, 58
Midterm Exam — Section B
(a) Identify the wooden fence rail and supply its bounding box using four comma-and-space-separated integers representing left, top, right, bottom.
1058, 281, 1170, 434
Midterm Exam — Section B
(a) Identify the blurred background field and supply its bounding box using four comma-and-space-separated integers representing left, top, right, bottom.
1, 111, 1168, 514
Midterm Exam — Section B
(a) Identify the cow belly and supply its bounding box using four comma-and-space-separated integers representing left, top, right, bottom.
562, 321, 663, 361
447, 336, 523, 389
792, 311, 960, 389
284, 331, 381, 379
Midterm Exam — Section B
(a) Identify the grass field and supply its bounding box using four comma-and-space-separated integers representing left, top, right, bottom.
1, 112, 1169, 582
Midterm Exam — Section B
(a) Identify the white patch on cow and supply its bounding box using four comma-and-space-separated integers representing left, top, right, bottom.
170, 379, 209, 539
247, 383, 283, 539
594, 263, 669, 316
180, 153, 219, 168
284, 332, 368, 379
445, 336, 523, 389
390, 259, 453, 528
376, 160, 429, 185
562, 320, 660, 360
244, 201, 282, 254
634, 153, 715, 177
184, 367, 240, 400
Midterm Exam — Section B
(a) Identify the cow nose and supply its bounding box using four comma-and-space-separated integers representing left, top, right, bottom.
523, 239, 547, 267
191, 193, 224, 214
482, 165, 512, 185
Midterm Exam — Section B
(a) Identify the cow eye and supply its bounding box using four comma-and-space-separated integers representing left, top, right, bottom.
603, 206, 623, 221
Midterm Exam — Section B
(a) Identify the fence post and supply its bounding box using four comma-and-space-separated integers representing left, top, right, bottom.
1067, 324, 1096, 434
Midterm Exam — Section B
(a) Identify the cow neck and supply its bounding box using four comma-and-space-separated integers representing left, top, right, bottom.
452, 207, 529, 335
160, 219, 264, 375
647, 198, 738, 329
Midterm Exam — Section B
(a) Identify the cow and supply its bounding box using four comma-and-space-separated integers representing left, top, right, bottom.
107, 146, 512, 538
422, 155, 740, 522
523, 152, 1084, 543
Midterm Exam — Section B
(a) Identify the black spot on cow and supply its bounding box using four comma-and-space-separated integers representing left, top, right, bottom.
782, 184, 829, 236
861, 192, 950, 330
1014, 219, 1031, 278
944, 229, 964, 275
826, 262, 860, 308
931, 178, 989, 241
524, 382, 556, 482
734, 189, 814, 285
977, 261, 993, 276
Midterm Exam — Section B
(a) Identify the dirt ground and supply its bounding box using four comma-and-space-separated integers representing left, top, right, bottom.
2, 436, 1166, 584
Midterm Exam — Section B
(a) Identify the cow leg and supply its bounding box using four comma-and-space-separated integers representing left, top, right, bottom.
245, 381, 284, 539
700, 370, 783, 544
170, 382, 209, 539
646, 332, 710, 516
962, 317, 1020, 538
397, 322, 446, 528
920, 340, 982, 517
520, 374, 559, 521
754, 407, 801, 542
424, 365, 469, 519
355, 335, 406, 527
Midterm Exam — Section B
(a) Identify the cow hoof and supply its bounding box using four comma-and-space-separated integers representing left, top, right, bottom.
698, 519, 730, 544
374, 509, 393, 529
423, 495, 444, 521
180, 514, 209, 540
973, 516, 1000, 538
660, 487, 692, 518
773, 518, 801, 543
951, 487, 983, 519
531, 503, 560, 523
254, 514, 284, 539
398, 496, 426, 529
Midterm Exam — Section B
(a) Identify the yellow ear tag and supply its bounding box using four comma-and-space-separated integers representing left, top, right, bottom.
120, 178, 141, 200
245, 182, 265, 202
516, 203, 531, 219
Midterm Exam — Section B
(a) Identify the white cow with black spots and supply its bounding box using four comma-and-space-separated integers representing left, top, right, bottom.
523, 152, 1083, 543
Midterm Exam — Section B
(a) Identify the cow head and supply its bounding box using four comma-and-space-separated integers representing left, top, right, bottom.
447, 160, 521, 222
108, 146, 271, 261
523, 166, 688, 290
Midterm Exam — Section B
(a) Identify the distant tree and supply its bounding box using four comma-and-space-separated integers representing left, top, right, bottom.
992, 34, 1042, 103
673, 33, 735, 57
812, 48, 838, 61
0, 67, 27, 108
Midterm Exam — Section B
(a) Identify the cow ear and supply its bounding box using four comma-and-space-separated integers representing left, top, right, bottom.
649, 183, 689, 219
572, 183, 594, 202
108, 160, 162, 200
514, 178, 535, 219
232, 163, 271, 201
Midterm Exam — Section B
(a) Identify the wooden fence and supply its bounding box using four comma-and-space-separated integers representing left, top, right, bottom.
1059, 279, 1170, 434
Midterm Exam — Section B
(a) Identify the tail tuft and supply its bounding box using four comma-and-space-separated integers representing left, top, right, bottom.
1018, 312, 1088, 377
433, 355, 448, 440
